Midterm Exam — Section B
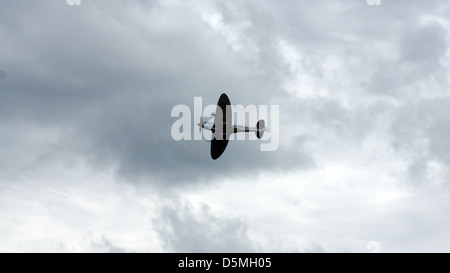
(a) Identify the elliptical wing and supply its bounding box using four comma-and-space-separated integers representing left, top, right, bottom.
210, 93, 232, 160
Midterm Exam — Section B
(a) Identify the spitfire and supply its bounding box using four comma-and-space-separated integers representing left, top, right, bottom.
199, 93, 265, 159
171, 93, 279, 159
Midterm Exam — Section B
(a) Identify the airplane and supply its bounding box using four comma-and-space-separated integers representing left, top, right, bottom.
197, 93, 266, 160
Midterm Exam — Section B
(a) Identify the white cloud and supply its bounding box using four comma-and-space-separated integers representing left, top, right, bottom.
1, 0, 450, 253
0, 153, 163, 252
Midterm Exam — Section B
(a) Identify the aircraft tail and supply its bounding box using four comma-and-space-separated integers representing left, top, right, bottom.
256, 119, 265, 139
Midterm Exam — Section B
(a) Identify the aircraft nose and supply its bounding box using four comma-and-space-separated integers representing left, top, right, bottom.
197, 122, 201, 127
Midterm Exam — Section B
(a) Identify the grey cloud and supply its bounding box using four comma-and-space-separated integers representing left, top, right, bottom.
407, 156, 428, 186
1, 0, 313, 186
2, 0, 448, 188
90, 235, 128, 253
366, 22, 448, 96
2, 0, 450, 253
303, 243, 324, 253
392, 98, 450, 186
402, 23, 448, 66
156, 200, 259, 252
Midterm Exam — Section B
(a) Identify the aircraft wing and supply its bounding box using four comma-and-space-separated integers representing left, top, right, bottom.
210, 138, 229, 160
211, 93, 232, 160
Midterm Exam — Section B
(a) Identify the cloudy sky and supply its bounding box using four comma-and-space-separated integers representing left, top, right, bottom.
1, 0, 450, 252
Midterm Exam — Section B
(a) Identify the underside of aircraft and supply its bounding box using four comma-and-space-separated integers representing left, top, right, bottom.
197, 93, 266, 160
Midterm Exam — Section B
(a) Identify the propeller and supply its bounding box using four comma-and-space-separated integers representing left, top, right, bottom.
198, 116, 203, 133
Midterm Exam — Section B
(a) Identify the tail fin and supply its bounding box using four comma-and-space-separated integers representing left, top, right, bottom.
256, 119, 265, 139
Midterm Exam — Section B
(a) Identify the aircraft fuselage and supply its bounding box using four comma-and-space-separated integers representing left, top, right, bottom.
197, 122, 257, 134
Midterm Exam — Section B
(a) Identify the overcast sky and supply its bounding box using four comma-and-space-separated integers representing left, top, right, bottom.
1, 0, 450, 252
